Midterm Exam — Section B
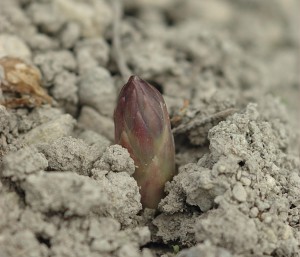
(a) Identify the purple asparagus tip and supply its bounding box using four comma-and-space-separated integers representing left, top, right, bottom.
114, 75, 175, 209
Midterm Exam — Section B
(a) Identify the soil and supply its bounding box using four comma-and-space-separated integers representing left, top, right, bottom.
0, 0, 299, 257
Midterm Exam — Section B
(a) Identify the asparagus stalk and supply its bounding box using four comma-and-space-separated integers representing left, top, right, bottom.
114, 75, 175, 208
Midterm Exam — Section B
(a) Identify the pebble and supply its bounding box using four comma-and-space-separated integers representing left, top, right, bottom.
256, 200, 270, 212
218, 165, 226, 173
27, 2, 65, 34
60, 22, 81, 49
75, 38, 109, 73
22, 114, 76, 145
261, 214, 272, 224
78, 106, 114, 141
78, 130, 110, 147
232, 182, 247, 202
265, 174, 276, 188
34, 50, 77, 84
250, 207, 259, 218
25, 33, 59, 51
51, 70, 78, 115
0, 34, 31, 60
240, 177, 252, 186
54, 0, 113, 37
78, 67, 116, 117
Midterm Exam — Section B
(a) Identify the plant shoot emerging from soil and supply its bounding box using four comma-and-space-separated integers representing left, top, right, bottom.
114, 75, 175, 209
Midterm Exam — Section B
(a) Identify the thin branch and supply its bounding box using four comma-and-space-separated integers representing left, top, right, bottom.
112, 0, 131, 82
172, 108, 238, 134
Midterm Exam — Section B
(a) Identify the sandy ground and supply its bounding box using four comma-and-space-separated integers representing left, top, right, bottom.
0, 0, 299, 256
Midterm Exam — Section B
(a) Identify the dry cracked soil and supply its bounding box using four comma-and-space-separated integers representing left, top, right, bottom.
0, 0, 299, 257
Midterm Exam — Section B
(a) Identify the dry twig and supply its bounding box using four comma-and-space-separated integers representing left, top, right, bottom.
112, 0, 131, 82
172, 108, 238, 134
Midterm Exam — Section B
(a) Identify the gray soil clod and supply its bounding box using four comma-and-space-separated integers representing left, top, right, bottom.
0, 0, 299, 257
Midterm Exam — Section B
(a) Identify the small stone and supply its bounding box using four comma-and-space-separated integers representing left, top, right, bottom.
25, 33, 59, 51
27, 2, 66, 34
54, 0, 113, 37
261, 214, 272, 224
240, 177, 251, 186
34, 50, 76, 83
256, 200, 270, 211
126, 40, 176, 78
232, 182, 247, 202
265, 174, 276, 188
75, 38, 109, 73
78, 106, 114, 141
51, 70, 78, 115
0, 34, 31, 60
78, 67, 116, 117
217, 165, 226, 173
78, 130, 110, 146
264, 228, 277, 243
249, 207, 259, 218
22, 114, 76, 145
60, 22, 81, 49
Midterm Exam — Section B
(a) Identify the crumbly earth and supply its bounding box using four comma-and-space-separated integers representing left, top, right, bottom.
0, 0, 299, 257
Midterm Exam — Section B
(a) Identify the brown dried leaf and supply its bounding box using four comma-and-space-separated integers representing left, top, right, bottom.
0, 56, 52, 108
